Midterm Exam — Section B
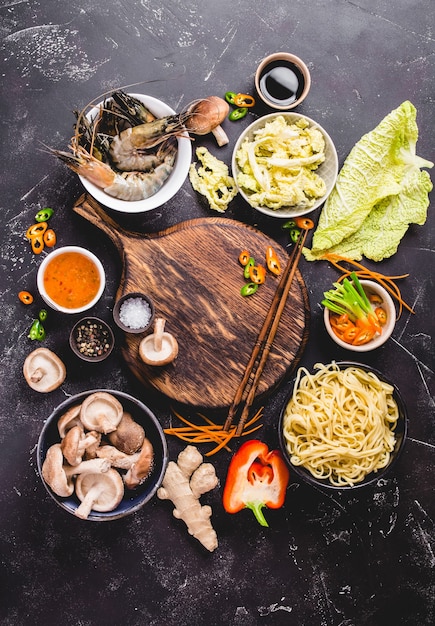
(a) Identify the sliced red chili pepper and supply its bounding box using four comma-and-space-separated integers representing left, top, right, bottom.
43, 228, 56, 247
249, 264, 266, 284
26, 222, 47, 239
294, 217, 315, 230
343, 323, 359, 343
30, 234, 44, 254
18, 291, 34, 305
233, 93, 256, 107
329, 313, 352, 332
265, 246, 281, 275
239, 249, 250, 266
352, 328, 376, 346
375, 307, 387, 325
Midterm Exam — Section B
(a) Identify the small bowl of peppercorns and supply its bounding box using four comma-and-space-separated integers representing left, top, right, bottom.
69, 317, 115, 363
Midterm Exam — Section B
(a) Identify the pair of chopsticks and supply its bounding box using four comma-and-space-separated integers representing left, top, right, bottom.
223, 220, 313, 436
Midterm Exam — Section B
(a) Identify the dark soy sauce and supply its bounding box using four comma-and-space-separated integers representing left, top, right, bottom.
259, 60, 305, 107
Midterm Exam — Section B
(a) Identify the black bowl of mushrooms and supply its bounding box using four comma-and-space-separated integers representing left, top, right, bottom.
37, 389, 168, 521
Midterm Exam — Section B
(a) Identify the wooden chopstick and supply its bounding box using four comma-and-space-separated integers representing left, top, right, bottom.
223, 227, 310, 435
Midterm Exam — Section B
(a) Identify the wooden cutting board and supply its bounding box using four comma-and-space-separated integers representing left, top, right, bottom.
73, 194, 309, 409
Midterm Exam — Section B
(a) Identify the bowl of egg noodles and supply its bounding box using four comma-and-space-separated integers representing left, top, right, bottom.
279, 361, 407, 489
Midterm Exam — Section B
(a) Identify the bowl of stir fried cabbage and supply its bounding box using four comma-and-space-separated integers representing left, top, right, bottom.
232, 113, 338, 217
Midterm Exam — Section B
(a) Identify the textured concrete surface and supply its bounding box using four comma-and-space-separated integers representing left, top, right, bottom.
0, 1, 434, 624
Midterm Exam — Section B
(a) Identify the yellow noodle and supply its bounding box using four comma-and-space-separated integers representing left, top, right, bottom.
282, 362, 399, 486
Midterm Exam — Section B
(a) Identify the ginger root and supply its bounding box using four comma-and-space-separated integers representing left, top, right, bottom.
157, 445, 219, 552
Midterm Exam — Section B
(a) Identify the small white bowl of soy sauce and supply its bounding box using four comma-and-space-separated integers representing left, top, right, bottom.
255, 52, 311, 110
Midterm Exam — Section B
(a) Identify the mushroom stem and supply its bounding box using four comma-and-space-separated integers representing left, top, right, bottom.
30, 367, 46, 383
153, 318, 165, 352
185, 96, 230, 147
124, 438, 154, 489
63, 457, 110, 478
75, 484, 106, 520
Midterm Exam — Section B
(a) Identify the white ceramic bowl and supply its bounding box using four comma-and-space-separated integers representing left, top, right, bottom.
37, 246, 105, 314
323, 280, 396, 352
79, 94, 192, 213
231, 112, 338, 218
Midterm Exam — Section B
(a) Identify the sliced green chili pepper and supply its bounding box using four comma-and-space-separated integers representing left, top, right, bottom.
289, 228, 301, 243
35, 208, 54, 222
243, 257, 255, 279
240, 282, 258, 297
28, 319, 46, 341
38, 309, 48, 322
225, 91, 237, 105
229, 107, 248, 121
282, 220, 296, 230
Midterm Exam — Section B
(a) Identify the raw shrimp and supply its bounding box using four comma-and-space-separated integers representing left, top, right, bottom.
52, 138, 177, 201
109, 110, 191, 160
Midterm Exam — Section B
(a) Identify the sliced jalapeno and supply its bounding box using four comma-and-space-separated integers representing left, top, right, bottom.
229, 107, 248, 121
38, 309, 48, 322
282, 220, 296, 230
243, 257, 255, 279
240, 282, 258, 297
28, 319, 46, 341
35, 208, 54, 222
289, 228, 301, 244
225, 91, 237, 105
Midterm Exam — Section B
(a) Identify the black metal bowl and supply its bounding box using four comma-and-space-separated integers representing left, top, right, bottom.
278, 361, 407, 490
37, 389, 168, 520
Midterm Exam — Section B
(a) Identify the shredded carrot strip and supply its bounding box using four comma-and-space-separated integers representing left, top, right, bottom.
323, 253, 414, 319
165, 406, 264, 455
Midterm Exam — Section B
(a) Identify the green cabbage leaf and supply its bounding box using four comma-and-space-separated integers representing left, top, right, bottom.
304, 101, 433, 262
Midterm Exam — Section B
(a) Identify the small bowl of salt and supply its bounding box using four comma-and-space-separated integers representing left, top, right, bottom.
113, 292, 155, 334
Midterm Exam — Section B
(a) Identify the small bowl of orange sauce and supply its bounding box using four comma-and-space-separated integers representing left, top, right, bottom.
37, 246, 105, 314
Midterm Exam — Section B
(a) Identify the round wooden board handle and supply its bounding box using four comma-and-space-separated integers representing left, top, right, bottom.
73, 194, 310, 409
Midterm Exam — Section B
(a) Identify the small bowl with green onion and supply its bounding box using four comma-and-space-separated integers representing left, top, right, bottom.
322, 274, 396, 352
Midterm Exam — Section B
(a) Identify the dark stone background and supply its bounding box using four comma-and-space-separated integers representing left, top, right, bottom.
0, 1, 433, 624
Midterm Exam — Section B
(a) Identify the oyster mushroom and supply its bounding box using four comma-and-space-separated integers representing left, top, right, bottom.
139, 318, 178, 366
23, 348, 66, 393
80, 392, 123, 434
96, 445, 141, 469
60, 426, 101, 466
184, 96, 230, 147
75, 468, 124, 520
124, 437, 154, 489
108, 411, 145, 455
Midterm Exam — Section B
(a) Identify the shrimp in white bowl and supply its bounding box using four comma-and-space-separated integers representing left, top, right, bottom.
52, 138, 177, 201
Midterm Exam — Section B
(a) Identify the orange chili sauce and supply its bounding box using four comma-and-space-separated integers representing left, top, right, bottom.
43, 251, 101, 309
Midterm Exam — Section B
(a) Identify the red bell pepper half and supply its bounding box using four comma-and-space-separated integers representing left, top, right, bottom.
223, 439, 290, 527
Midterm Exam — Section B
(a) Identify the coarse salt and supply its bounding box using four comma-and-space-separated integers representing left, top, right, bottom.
119, 297, 152, 329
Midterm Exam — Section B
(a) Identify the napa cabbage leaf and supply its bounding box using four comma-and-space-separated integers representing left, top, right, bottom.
304, 101, 433, 261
